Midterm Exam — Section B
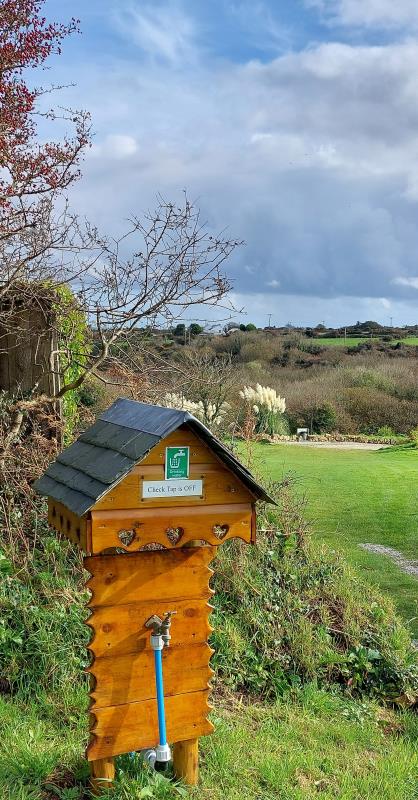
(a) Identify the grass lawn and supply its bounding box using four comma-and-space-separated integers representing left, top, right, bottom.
254, 443, 418, 635
1, 686, 416, 800
315, 337, 378, 347
313, 336, 418, 347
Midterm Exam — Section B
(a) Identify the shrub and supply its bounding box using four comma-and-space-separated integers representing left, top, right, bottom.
240, 384, 287, 436
376, 426, 396, 438
341, 388, 417, 434
0, 431, 88, 697
212, 480, 418, 703
78, 377, 105, 409
410, 428, 418, 447
298, 342, 326, 356
162, 392, 229, 426
301, 402, 337, 433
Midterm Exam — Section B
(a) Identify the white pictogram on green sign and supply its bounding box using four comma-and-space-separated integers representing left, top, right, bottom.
165, 446, 190, 479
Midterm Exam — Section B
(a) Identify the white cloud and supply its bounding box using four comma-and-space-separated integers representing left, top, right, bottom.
114, 2, 198, 64
267, 279, 280, 288
56, 33, 418, 320
228, 292, 416, 327
307, 0, 418, 30
393, 276, 418, 289
90, 134, 138, 159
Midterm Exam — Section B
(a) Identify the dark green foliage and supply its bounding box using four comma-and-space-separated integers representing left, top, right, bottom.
189, 323, 203, 336
52, 286, 89, 442
298, 342, 325, 355
298, 402, 337, 433
77, 377, 105, 409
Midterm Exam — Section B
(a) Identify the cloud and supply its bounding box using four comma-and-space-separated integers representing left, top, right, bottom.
52, 13, 418, 323
393, 276, 418, 289
90, 134, 138, 159
307, 0, 418, 30
113, 2, 198, 65
227, 292, 413, 327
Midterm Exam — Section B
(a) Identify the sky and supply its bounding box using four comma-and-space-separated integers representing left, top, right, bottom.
43, 0, 418, 328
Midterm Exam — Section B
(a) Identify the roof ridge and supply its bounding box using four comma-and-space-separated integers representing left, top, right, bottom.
34, 399, 276, 515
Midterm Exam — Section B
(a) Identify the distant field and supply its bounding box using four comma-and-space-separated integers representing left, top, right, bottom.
401, 336, 418, 345
254, 443, 418, 635
315, 336, 418, 347
316, 337, 377, 346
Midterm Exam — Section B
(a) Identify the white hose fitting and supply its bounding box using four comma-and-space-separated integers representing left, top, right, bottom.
155, 742, 172, 763
150, 633, 164, 651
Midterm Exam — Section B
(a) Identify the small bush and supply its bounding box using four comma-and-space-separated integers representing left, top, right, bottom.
376, 426, 396, 438
410, 428, 418, 447
77, 376, 105, 409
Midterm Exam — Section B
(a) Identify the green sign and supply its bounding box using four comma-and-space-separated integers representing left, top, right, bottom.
165, 446, 190, 479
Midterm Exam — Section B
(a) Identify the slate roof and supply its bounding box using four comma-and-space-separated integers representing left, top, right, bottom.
33, 398, 275, 516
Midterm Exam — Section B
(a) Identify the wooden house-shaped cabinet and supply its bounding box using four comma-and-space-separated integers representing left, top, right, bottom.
34, 399, 273, 789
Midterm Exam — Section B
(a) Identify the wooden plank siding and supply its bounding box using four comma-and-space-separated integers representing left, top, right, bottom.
86, 596, 213, 659
0, 308, 60, 396
91, 503, 253, 552
86, 547, 215, 761
88, 690, 214, 760
93, 427, 256, 511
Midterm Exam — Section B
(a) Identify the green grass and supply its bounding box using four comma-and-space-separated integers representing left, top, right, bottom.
313, 336, 418, 347
316, 337, 378, 347
1, 686, 416, 800
254, 443, 418, 634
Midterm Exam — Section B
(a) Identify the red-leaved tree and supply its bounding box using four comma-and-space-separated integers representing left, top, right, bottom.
0, 1, 239, 475
0, 0, 90, 251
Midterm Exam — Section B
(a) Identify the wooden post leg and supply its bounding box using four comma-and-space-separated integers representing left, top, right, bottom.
173, 738, 199, 785
90, 757, 115, 794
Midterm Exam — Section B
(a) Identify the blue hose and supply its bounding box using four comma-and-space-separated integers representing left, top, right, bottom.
154, 647, 167, 747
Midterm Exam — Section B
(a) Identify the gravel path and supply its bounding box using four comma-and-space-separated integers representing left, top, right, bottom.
359, 543, 418, 577
276, 441, 386, 450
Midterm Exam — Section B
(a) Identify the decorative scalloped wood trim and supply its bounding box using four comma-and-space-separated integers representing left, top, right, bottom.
90, 503, 252, 553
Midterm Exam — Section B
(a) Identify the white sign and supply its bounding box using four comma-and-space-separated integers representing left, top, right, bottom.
142, 479, 203, 499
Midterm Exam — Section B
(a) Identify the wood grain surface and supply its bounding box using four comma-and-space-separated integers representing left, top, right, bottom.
88, 689, 214, 760
89, 641, 213, 708
48, 499, 89, 551
87, 596, 213, 659
85, 547, 215, 607
90, 503, 252, 552
93, 464, 253, 511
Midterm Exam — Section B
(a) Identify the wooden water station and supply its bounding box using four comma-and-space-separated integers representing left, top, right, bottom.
34, 399, 273, 790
